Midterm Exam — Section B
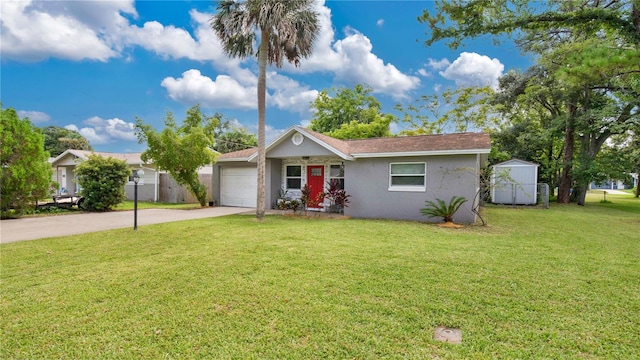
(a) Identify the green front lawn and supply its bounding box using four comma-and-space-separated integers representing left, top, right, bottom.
1, 193, 639, 359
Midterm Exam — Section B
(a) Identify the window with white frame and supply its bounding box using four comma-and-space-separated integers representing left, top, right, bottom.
286, 165, 302, 189
389, 162, 426, 191
329, 164, 345, 189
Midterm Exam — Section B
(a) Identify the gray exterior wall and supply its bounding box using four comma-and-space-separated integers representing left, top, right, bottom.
344, 155, 479, 223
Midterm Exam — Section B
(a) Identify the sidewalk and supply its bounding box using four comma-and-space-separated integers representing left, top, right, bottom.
0, 207, 251, 244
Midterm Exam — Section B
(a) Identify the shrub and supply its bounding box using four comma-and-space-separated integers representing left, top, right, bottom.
75, 155, 130, 211
317, 179, 351, 214
420, 196, 467, 223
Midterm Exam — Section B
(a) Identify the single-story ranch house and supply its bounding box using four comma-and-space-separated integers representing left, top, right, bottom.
213, 126, 491, 224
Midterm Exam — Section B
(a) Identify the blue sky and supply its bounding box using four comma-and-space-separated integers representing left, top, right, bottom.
1, 0, 532, 153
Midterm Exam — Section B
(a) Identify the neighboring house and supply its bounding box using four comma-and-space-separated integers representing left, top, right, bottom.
50, 150, 158, 202
213, 126, 491, 223
491, 159, 540, 205
51, 150, 214, 203
589, 176, 637, 190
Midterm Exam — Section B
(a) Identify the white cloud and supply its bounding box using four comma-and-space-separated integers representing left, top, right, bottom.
417, 68, 429, 77
3, 0, 420, 104
66, 117, 137, 145
0, 0, 131, 61
162, 69, 318, 114
17, 110, 50, 123
427, 58, 451, 70
286, 2, 420, 100
161, 69, 257, 110
267, 72, 318, 114
376, 19, 384, 27
439, 52, 504, 89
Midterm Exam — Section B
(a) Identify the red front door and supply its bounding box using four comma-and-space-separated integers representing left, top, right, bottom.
306, 165, 325, 209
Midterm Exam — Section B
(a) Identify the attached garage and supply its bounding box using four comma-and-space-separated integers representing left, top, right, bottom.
220, 167, 257, 207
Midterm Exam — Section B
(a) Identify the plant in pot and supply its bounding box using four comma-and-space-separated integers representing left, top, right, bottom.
420, 196, 467, 225
276, 188, 289, 210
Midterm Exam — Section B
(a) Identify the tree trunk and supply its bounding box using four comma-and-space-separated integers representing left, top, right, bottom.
256, 30, 268, 219
557, 105, 576, 204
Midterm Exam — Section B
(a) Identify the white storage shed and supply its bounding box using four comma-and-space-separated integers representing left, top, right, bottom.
491, 159, 539, 205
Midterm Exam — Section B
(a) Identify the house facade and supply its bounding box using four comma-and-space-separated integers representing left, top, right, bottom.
213, 126, 491, 223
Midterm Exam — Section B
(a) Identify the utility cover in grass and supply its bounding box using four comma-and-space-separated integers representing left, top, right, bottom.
434, 326, 462, 344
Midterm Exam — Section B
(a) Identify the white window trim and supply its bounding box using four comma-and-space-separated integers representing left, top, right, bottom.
388, 162, 426, 192
329, 163, 344, 187
285, 164, 303, 190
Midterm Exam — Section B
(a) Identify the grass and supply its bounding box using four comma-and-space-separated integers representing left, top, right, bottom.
1, 193, 639, 359
114, 201, 203, 211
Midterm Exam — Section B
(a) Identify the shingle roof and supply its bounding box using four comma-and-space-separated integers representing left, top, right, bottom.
55, 149, 146, 165
346, 132, 491, 155
218, 126, 490, 161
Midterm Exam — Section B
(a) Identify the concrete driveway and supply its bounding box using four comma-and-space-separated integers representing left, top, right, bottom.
0, 207, 252, 244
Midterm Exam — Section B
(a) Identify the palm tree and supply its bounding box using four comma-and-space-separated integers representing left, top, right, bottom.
211, 0, 319, 219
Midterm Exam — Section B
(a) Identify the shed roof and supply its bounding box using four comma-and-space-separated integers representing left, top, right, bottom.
492, 159, 540, 167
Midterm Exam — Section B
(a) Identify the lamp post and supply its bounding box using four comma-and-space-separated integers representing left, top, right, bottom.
133, 169, 144, 230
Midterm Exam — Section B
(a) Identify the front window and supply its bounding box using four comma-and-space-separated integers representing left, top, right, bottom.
389, 162, 426, 192
330, 164, 345, 189
286, 165, 302, 189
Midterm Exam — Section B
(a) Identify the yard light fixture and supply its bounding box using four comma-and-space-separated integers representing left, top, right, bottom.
133, 169, 144, 230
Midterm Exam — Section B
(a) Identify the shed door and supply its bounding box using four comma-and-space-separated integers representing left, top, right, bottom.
220, 167, 257, 207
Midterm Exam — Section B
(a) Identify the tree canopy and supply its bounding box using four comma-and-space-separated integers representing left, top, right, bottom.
214, 120, 258, 154
1, 106, 55, 217
42, 126, 93, 157
135, 105, 219, 207
308, 84, 395, 139
421, 0, 640, 205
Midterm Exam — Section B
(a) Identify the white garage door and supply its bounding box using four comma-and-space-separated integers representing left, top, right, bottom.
220, 167, 257, 207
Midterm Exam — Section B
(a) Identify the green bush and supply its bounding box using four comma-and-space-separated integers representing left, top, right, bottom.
420, 196, 468, 223
75, 155, 129, 211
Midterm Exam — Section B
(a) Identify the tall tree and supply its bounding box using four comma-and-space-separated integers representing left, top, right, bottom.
309, 84, 395, 139
395, 86, 497, 135
214, 120, 258, 154
1, 107, 55, 217
135, 105, 219, 207
212, 0, 320, 219
420, 0, 640, 204
490, 67, 567, 194
41, 126, 93, 157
